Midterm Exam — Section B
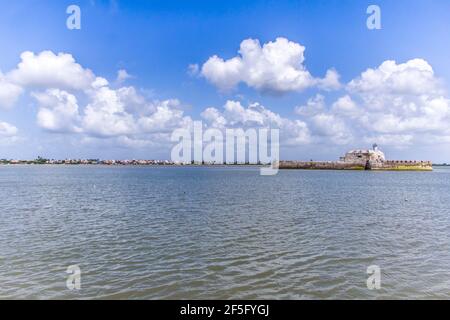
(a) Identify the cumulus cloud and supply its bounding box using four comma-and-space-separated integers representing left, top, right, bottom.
294, 95, 354, 145
0, 121, 18, 137
33, 89, 82, 133
293, 58, 450, 148
82, 85, 138, 137
79, 86, 192, 139
116, 69, 132, 84
1, 51, 98, 110
198, 41, 450, 150
2, 48, 450, 154
363, 134, 414, 147
0, 50, 193, 148
348, 59, 441, 96
295, 94, 326, 116
187, 64, 200, 77
138, 99, 191, 133
201, 107, 227, 128
350, 59, 450, 139
0, 71, 23, 109
317, 69, 341, 91
310, 113, 353, 145
201, 100, 311, 145
331, 95, 361, 118
201, 37, 341, 93
0, 121, 19, 146
8, 51, 96, 91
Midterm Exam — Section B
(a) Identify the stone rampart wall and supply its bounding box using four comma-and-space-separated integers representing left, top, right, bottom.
279, 160, 433, 171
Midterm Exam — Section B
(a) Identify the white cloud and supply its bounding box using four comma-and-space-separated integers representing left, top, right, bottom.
82, 85, 138, 137
138, 99, 192, 133
187, 64, 200, 77
348, 59, 441, 96
201, 55, 243, 91
115, 86, 150, 115
0, 51, 193, 148
201, 100, 311, 145
222, 100, 275, 126
201, 37, 340, 93
282, 120, 311, 146
2, 49, 450, 154
317, 69, 341, 91
116, 69, 132, 84
0, 51, 193, 144
295, 94, 326, 116
201, 107, 227, 128
294, 58, 450, 149
32, 89, 82, 133
8, 51, 96, 91
331, 95, 360, 118
350, 59, 450, 136
0, 71, 23, 109
311, 113, 353, 145
92, 77, 109, 89
80, 85, 193, 139
0, 121, 20, 146
363, 134, 414, 147
0, 121, 18, 137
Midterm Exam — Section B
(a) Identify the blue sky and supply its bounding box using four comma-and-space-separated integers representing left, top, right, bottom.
0, 0, 449, 161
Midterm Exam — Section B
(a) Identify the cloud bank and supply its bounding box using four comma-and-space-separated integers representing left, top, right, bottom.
0, 43, 449, 156
295, 59, 450, 147
0, 51, 193, 149
201, 37, 340, 93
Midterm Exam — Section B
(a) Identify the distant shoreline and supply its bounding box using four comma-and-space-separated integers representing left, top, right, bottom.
0, 162, 264, 167
1, 163, 449, 167
1, 158, 448, 168
0, 157, 272, 166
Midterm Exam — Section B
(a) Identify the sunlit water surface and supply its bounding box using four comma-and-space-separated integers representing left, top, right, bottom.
1, 165, 450, 299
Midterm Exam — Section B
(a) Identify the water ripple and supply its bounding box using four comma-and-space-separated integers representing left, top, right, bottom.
1, 166, 450, 299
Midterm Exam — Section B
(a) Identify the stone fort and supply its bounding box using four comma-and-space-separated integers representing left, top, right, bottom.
280, 144, 433, 171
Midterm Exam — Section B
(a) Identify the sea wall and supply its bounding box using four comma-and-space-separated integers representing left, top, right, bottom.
279, 160, 433, 171
371, 160, 433, 171
279, 161, 365, 170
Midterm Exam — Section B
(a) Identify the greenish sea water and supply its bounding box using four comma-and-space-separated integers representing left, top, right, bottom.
1, 165, 449, 299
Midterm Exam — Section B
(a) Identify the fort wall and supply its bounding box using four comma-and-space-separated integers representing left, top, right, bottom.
279, 161, 366, 170
279, 160, 433, 171
279, 145, 433, 171
371, 160, 433, 171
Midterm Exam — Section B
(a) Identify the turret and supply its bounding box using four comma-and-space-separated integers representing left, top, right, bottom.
373, 143, 378, 151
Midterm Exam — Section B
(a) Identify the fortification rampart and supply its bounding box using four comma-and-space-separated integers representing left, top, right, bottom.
279, 145, 433, 171
279, 160, 433, 171
279, 161, 366, 170
371, 160, 433, 171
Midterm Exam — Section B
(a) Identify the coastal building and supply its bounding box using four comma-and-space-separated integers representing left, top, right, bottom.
340, 144, 385, 164
280, 144, 433, 171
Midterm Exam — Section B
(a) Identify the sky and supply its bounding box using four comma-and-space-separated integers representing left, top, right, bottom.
0, 0, 449, 161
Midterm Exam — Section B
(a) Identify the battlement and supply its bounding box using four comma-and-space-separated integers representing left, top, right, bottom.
371, 160, 433, 171
279, 161, 366, 170
384, 160, 432, 165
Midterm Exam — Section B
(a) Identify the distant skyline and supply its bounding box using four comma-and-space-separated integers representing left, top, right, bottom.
0, 0, 450, 162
